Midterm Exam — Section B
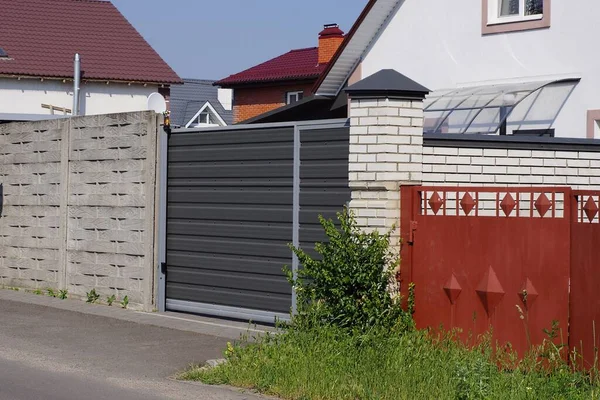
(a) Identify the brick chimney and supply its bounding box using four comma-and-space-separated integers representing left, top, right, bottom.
318, 24, 344, 65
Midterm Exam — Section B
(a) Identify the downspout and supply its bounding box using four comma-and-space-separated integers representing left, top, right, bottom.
73, 53, 81, 116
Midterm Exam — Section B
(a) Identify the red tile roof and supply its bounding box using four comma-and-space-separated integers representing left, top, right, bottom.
216, 47, 327, 87
0, 0, 181, 84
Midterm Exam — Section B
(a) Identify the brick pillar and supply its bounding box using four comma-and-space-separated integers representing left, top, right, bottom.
348, 98, 424, 248
345, 69, 429, 292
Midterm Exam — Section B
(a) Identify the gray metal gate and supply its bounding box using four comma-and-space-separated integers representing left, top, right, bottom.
157, 120, 349, 323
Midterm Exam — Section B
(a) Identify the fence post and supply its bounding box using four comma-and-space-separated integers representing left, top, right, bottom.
58, 118, 71, 291
345, 69, 429, 291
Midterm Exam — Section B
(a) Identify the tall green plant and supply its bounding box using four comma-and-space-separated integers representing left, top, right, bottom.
288, 207, 411, 333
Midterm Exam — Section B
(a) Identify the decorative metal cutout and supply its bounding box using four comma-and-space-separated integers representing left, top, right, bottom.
500, 193, 516, 217
584, 197, 599, 222
428, 192, 444, 215
476, 267, 505, 315
443, 274, 463, 304
518, 278, 539, 309
460, 193, 476, 216
535, 193, 552, 217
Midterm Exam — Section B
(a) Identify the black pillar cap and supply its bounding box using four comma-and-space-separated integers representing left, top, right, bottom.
345, 69, 430, 99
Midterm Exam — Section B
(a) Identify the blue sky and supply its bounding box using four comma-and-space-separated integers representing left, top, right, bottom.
111, 0, 367, 81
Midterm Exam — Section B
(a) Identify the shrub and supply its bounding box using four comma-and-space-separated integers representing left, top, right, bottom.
288, 207, 411, 333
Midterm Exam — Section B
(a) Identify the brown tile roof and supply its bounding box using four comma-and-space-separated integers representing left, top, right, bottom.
0, 0, 181, 84
216, 47, 326, 87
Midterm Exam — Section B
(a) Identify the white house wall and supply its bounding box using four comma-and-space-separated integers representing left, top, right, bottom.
0, 78, 158, 117
361, 0, 598, 138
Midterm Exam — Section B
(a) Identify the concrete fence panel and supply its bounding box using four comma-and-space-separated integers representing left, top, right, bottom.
0, 112, 160, 310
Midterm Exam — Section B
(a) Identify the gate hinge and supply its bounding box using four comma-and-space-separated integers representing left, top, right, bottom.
408, 221, 418, 244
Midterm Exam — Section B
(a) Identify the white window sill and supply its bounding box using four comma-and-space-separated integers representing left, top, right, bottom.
488, 14, 543, 25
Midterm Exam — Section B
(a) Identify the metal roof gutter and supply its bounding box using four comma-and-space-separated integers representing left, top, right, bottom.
314, 0, 401, 97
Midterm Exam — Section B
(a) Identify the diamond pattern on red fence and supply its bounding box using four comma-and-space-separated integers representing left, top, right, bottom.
519, 278, 539, 309
500, 193, 516, 217
443, 274, 463, 305
428, 192, 444, 215
418, 188, 566, 219
583, 196, 599, 223
574, 193, 600, 224
476, 267, 505, 315
460, 193, 476, 216
534, 193, 553, 218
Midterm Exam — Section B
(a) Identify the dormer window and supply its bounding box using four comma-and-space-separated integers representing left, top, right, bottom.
184, 101, 227, 128
0, 48, 9, 58
286, 91, 304, 105
482, 0, 550, 35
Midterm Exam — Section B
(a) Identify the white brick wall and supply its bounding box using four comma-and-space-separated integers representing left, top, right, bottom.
422, 147, 600, 189
348, 97, 425, 259
349, 98, 424, 191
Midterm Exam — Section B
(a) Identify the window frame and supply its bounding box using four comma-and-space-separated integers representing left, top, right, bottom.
482, 0, 551, 35
197, 111, 211, 125
587, 110, 600, 139
286, 91, 304, 105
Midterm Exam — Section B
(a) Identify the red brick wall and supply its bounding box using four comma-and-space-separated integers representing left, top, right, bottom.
233, 83, 314, 123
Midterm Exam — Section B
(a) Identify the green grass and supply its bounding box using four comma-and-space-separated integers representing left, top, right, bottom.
181, 326, 600, 400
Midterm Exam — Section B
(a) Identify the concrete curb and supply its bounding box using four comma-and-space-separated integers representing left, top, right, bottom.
0, 289, 273, 340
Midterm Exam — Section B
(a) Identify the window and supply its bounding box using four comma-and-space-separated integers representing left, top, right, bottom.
195, 110, 214, 125
286, 91, 304, 105
482, 0, 550, 34
492, 0, 543, 23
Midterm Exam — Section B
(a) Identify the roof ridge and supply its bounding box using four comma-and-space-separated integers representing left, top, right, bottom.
56, 0, 111, 3
289, 47, 318, 53
184, 78, 217, 84
42, 0, 113, 3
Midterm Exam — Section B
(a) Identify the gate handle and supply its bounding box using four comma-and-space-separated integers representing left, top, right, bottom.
408, 221, 418, 244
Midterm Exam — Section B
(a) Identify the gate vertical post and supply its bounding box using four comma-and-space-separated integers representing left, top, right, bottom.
345, 70, 429, 295
156, 121, 169, 312
399, 185, 417, 307
291, 124, 301, 315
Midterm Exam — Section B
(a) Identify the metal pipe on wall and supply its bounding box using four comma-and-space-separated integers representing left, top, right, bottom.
73, 53, 81, 116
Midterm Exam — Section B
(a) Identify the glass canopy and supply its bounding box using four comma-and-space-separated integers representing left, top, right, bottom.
423, 78, 580, 135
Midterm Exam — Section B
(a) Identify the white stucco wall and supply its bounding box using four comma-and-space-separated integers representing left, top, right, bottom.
0, 78, 159, 117
361, 0, 599, 138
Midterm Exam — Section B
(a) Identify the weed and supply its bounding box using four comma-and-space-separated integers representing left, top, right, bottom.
47, 288, 57, 298
106, 294, 116, 306
180, 206, 600, 399
32, 289, 43, 295
181, 326, 600, 400
120, 295, 129, 309
58, 289, 68, 300
86, 288, 100, 304
287, 207, 411, 333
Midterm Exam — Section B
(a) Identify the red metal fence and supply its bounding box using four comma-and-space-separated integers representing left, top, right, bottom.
570, 191, 600, 369
400, 186, 600, 363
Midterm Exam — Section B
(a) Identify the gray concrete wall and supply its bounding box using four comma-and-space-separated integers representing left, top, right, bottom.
0, 112, 160, 310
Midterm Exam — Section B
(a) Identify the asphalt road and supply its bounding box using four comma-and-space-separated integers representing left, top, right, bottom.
0, 298, 264, 400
